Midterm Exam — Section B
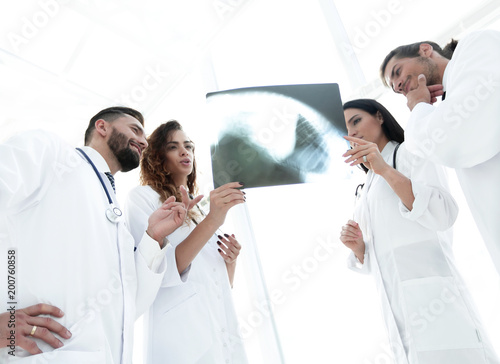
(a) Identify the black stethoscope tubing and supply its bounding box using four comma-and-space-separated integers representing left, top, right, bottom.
76, 148, 122, 223
353, 143, 401, 198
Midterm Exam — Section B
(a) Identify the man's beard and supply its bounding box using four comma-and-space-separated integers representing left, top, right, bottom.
107, 128, 140, 172
417, 56, 440, 85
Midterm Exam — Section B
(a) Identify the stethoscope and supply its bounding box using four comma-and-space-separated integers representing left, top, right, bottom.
354, 183, 365, 200
76, 148, 123, 224
353, 143, 401, 204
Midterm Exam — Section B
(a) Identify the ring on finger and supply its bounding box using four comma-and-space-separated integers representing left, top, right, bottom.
363, 155, 368, 163
30, 325, 38, 337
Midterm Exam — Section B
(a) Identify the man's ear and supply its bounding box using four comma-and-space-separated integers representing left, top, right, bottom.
418, 43, 434, 58
94, 119, 108, 138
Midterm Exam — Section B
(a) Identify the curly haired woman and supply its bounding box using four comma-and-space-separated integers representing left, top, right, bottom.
126, 120, 248, 364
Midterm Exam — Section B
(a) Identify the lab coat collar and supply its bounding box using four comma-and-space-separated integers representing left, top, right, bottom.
79, 146, 112, 174
442, 52, 453, 93
380, 140, 398, 161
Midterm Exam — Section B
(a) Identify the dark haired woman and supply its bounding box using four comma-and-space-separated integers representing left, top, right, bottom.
126, 120, 248, 363
340, 99, 498, 363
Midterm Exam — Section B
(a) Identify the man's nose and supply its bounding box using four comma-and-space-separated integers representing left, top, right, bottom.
394, 79, 403, 94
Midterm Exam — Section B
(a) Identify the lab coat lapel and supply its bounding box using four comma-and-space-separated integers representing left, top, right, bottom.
357, 145, 410, 363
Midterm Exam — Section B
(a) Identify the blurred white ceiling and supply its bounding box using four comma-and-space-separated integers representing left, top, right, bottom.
2, 0, 500, 146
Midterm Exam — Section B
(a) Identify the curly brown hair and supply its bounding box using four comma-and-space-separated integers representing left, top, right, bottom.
140, 121, 199, 219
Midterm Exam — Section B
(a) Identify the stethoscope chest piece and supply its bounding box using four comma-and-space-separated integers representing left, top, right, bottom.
106, 204, 123, 223
76, 148, 123, 225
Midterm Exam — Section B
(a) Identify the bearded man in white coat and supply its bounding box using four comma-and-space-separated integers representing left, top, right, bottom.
380, 29, 500, 276
0, 107, 194, 363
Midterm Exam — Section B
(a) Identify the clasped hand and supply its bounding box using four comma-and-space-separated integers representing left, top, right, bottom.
339, 220, 365, 263
217, 233, 242, 264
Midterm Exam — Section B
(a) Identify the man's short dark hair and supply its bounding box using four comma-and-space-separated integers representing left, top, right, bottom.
380, 39, 458, 87
84, 106, 144, 145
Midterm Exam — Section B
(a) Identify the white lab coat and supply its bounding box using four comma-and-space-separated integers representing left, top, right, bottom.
348, 141, 499, 363
405, 29, 500, 276
0, 130, 166, 363
126, 185, 248, 364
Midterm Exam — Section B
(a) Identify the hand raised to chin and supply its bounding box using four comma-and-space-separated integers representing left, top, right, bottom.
407, 74, 444, 111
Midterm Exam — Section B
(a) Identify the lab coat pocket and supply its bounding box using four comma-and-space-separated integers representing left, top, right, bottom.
21, 315, 110, 363
394, 240, 486, 359
393, 239, 452, 280
13, 350, 107, 363
401, 276, 484, 352
162, 285, 199, 314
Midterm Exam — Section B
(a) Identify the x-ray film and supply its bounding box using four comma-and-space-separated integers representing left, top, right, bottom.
207, 83, 349, 189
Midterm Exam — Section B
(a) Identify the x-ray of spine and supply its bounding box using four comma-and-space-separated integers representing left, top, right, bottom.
207, 83, 350, 189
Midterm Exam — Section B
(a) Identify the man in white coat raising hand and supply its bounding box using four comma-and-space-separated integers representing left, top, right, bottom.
0, 107, 201, 363
380, 29, 500, 276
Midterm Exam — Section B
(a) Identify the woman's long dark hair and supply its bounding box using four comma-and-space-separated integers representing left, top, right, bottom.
343, 99, 404, 173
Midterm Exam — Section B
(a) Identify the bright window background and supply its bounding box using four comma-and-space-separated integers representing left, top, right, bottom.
1, 0, 499, 363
